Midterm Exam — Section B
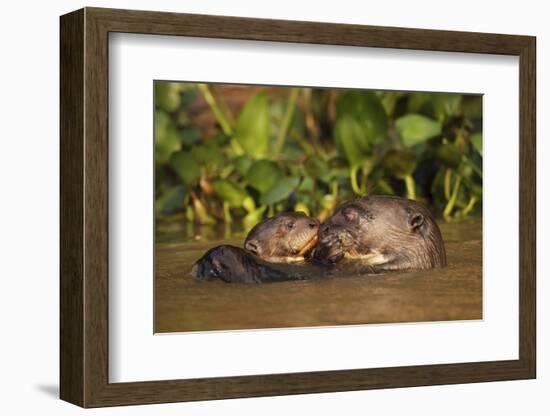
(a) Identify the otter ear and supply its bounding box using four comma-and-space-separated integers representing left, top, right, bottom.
408, 213, 424, 232
342, 206, 359, 222
245, 240, 262, 256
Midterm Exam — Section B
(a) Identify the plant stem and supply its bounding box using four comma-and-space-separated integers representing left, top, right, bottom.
443, 175, 462, 220
210, 86, 235, 125
191, 193, 216, 225
274, 88, 299, 155
197, 84, 234, 136
224, 222, 232, 239
404, 174, 416, 200
222, 201, 232, 224
461, 195, 478, 216
444, 168, 452, 200
350, 165, 362, 195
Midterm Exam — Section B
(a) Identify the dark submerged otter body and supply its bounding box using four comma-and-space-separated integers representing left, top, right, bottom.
314, 195, 446, 271
192, 245, 305, 283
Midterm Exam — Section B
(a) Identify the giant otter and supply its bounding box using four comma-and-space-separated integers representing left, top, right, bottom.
191, 245, 304, 283
192, 198, 446, 283
313, 196, 446, 271
244, 212, 319, 262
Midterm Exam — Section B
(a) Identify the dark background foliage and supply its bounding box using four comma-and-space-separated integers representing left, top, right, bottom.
155, 82, 482, 229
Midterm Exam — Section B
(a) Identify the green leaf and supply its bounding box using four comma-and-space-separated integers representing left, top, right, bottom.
260, 177, 300, 205
330, 166, 352, 179
180, 87, 198, 107
243, 206, 267, 230
234, 155, 253, 176
155, 185, 186, 217
211, 131, 230, 146
282, 142, 303, 162
213, 180, 248, 207
334, 115, 369, 167
304, 156, 329, 179
294, 201, 310, 216
458, 160, 474, 179
155, 111, 181, 164
336, 91, 388, 147
180, 128, 201, 147
155, 109, 171, 137
395, 114, 442, 147
407, 93, 431, 113
462, 95, 483, 119
431, 94, 462, 120
382, 149, 417, 178
381, 92, 403, 116
435, 143, 462, 168
470, 132, 482, 156
155, 82, 182, 112
190, 143, 225, 168
298, 176, 315, 192
169, 152, 200, 184
245, 160, 284, 193
234, 93, 269, 158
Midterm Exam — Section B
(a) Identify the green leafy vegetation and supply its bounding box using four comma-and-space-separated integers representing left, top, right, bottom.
155, 81, 482, 227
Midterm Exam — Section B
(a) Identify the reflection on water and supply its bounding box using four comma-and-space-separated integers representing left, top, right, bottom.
155, 217, 482, 333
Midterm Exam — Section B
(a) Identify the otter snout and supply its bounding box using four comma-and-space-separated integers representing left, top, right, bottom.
313, 236, 345, 264
314, 223, 351, 264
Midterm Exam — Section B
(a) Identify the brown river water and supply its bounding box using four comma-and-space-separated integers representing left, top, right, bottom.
155, 218, 482, 333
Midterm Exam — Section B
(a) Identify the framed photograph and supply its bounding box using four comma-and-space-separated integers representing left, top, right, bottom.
60, 7, 536, 408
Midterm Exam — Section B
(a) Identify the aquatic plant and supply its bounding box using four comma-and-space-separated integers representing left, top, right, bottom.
155, 82, 482, 226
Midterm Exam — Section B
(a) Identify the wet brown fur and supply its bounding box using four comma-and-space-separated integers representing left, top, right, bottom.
314, 196, 446, 271
244, 212, 319, 262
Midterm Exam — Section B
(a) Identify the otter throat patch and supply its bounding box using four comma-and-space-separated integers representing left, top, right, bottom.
344, 249, 387, 265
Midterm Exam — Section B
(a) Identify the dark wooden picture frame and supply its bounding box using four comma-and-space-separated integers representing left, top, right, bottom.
60, 7, 536, 408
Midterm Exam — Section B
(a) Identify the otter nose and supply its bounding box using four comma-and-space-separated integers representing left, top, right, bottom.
309, 220, 318, 228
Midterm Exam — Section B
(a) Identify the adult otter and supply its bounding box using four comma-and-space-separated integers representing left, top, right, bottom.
314, 196, 446, 271
244, 212, 319, 262
192, 245, 304, 283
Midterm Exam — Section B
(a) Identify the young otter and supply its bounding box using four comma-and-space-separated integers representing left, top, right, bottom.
314, 196, 446, 271
191, 245, 304, 283
244, 212, 319, 262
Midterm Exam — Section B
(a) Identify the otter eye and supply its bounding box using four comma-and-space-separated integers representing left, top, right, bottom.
287, 222, 296, 230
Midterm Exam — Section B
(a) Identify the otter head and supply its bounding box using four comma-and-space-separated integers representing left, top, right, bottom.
192, 245, 259, 283
314, 196, 446, 270
244, 212, 320, 262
